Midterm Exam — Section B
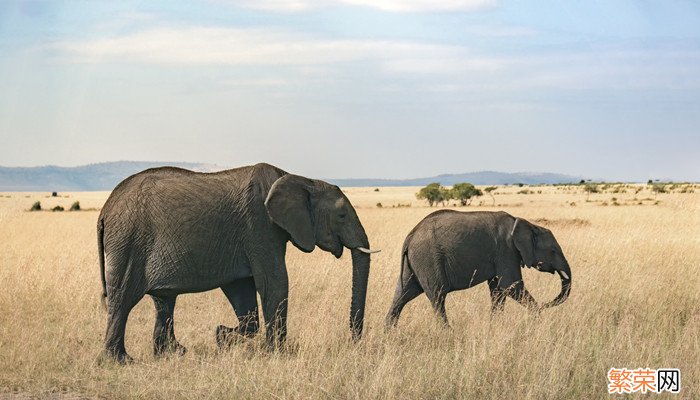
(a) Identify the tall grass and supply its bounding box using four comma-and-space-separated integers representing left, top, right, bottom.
0, 187, 697, 399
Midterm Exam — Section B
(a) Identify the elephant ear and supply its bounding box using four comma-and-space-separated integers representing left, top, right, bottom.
512, 218, 537, 267
265, 174, 316, 253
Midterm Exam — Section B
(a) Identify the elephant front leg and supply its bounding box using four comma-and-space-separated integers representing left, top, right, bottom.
257, 273, 289, 350
151, 295, 187, 357
505, 280, 538, 311
262, 294, 288, 350
217, 278, 260, 349
488, 277, 507, 313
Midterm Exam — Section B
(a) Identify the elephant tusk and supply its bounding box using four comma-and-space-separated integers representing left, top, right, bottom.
357, 247, 381, 254
558, 270, 570, 280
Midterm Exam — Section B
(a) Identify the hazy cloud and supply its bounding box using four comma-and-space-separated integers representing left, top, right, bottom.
50, 25, 700, 95
52, 26, 505, 72
227, 0, 496, 12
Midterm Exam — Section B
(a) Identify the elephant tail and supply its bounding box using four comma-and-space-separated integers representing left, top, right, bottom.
399, 238, 412, 292
400, 250, 409, 292
97, 217, 107, 311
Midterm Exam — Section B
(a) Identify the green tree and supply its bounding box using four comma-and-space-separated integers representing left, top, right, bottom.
484, 186, 497, 206
584, 184, 599, 201
451, 183, 483, 206
416, 183, 445, 207
438, 186, 452, 206
651, 184, 666, 198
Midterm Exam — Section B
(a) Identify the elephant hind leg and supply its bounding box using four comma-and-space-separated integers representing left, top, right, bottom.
217, 277, 260, 349
151, 295, 187, 357
385, 274, 424, 328
424, 289, 449, 326
103, 289, 143, 364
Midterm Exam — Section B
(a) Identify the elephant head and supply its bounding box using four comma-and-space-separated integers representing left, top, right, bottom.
512, 218, 571, 310
264, 174, 376, 339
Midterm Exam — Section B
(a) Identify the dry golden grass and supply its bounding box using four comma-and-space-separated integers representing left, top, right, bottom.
0, 185, 698, 399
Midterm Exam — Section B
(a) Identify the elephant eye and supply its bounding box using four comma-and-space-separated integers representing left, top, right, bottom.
338, 213, 347, 220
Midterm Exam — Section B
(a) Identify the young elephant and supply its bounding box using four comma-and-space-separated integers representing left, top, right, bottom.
386, 210, 571, 327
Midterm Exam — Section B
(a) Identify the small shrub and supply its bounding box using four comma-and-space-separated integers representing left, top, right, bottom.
30, 201, 41, 211
376, 202, 383, 208
584, 184, 599, 193
70, 201, 81, 211
651, 184, 667, 195
373, 188, 380, 192
51, 192, 58, 197
52, 205, 64, 212
517, 189, 530, 195
569, 202, 576, 207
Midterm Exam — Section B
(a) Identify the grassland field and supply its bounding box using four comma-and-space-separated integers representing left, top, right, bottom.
0, 184, 698, 399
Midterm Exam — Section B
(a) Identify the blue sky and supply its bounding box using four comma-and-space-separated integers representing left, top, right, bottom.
1, 1, 699, 181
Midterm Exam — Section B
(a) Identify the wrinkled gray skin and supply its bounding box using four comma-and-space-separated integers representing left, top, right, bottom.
386, 210, 571, 327
98, 163, 372, 363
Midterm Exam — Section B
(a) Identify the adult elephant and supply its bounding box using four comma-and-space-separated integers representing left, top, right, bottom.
385, 210, 571, 327
97, 163, 377, 363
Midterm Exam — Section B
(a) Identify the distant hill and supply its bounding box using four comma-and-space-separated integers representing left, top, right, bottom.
328, 171, 583, 187
0, 161, 225, 191
0, 162, 583, 191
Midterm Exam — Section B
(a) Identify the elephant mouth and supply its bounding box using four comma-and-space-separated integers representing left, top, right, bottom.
534, 261, 556, 274
317, 235, 343, 259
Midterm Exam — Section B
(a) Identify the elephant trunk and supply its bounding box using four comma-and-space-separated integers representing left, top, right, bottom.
349, 248, 370, 340
541, 267, 571, 309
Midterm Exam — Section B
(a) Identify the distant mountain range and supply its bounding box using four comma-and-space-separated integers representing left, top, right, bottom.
0, 161, 583, 191
0, 161, 225, 191
327, 171, 583, 187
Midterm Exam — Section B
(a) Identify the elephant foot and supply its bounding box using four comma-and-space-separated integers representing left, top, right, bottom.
216, 324, 258, 350
154, 341, 187, 358
99, 348, 134, 365
216, 325, 241, 349
384, 315, 399, 330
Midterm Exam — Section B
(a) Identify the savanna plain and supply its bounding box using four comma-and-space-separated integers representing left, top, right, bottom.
0, 184, 698, 399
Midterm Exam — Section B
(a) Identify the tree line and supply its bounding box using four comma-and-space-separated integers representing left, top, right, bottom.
416, 183, 497, 206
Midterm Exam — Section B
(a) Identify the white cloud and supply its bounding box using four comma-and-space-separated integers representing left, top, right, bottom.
382, 56, 504, 74
52, 26, 505, 73
338, 0, 495, 12
50, 26, 700, 94
227, 0, 495, 12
